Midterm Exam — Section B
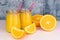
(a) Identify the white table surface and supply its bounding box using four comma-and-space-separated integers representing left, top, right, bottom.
0, 20, 60, 40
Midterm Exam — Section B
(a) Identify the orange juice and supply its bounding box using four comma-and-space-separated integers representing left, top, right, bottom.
20, 9, 32, 29
6, 10, 21, 32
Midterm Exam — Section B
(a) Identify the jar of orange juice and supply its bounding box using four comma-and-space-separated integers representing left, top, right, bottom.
6, 10, 21, 32
20, 9, 32, 29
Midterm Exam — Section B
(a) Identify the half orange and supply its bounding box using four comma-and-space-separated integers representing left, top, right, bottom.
32, 14, 43, 27
40, 15, 57, 31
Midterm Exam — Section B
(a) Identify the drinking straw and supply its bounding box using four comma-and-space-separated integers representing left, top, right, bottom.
29, 2, 34, 11
16, 2, 23, 13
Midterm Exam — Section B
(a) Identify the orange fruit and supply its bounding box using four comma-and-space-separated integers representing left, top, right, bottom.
40, 15, 57, 31
32, 14, 43, 27
24, 23, 36, 34
11, 27, 25, 38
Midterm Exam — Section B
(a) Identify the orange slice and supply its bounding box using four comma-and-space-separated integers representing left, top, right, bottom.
11, 27, 25, 38
32, 14, 43, 27
24, 23, 36, 34
40, 15, 57, 31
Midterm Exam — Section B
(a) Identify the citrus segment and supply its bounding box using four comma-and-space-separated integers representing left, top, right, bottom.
40, 15, 57, 31
11, 27, 25, 38
24, 23, 36, 34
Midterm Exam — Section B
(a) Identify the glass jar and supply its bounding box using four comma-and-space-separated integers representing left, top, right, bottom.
20, 9, 32, 29
6, 10, 21, 32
